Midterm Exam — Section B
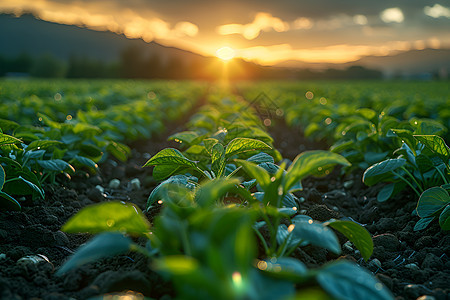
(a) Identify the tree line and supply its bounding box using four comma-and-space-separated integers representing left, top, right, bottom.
0, 46, 383, 80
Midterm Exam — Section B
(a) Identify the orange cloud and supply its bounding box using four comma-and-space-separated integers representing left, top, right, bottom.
217, 12, 289, 40
0, 0, 199, 41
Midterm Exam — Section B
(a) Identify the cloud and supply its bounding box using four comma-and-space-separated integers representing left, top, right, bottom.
353, 15, 368, 25
380, 7, 404, 23
293, 17, 313, 29
217, 12, 289, 40
424, 4, 450, 18
0, 0, 199, 42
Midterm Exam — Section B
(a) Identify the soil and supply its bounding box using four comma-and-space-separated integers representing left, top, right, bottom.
1, 110, 449, 300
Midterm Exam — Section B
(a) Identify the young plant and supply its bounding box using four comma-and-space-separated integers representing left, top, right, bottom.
363, 134, 450, 202
56, 178, 392, 300
0, 132, 44, 210
414, 185, 450, 231
236, 150, 373, 261
144, 137, 272, 208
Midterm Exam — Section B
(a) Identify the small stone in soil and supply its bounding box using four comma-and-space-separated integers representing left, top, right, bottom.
421, 253, 443, 270
307, 204, 340, 221
87, 187, 105, 202
373, 233, 400, 252
376, 217, 398, 232
306, 188, 322, 203
109, 179, 121, 189
405, 263, 420, 271
130, 178, 141, 190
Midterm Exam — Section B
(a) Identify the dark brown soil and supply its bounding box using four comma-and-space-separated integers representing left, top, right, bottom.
0, 117, 448, 300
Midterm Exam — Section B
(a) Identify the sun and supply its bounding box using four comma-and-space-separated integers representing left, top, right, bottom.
216, 46, 236, 61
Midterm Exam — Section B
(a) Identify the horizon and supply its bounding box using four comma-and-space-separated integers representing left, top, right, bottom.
1, 1, 450, 66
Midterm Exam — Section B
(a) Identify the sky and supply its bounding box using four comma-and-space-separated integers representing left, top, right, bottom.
1, 0, 449, 65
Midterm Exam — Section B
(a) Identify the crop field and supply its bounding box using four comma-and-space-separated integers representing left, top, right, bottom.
0, 79, 449, 300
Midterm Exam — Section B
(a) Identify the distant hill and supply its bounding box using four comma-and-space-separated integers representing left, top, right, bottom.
275, 49, 450, 77
347, 49, 450, 77
2, 13, 445, 79
0, 13, 203, 65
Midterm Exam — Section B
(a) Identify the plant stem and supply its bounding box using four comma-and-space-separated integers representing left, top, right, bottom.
284, 239, 305, 257
181, 221, 192, 256
401, 166, 424, 193
392, 170, 421, 197
253, 227, 270, 255
434, 166, 449, 184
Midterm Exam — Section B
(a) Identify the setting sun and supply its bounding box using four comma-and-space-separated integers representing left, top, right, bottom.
216, 46, 236, 61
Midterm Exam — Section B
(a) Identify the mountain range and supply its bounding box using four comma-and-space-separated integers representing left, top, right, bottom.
1, 13, 449, 77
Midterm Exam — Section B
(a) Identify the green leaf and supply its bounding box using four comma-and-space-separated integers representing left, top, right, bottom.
439, 205, 450, 230
73, 156, 98, 170
195, 178, 240, 207
17, 176, 45, 199
152, 164, 184, 181
363, 151, 389, 165
290, 220, 341, 254
0, 157, 22, 170
356, 108, 376, 120
0, 190, 21, 211
330, 140, 353, 153
414, 135, 450, 161
211, 143, 225, 178
389, 129, 416, 152
416, 187, 450, 218
106, 141, 130, 162
37, 159, 75, 173
62, 201, 151, 235
317, 261, 394, 300
414, 216, 435, 231
276, 224, 304, 249
258, 257, 308, 281
284, 151, 350, 193
225, 138, 271, 158
73, 122, 101, 135
247, 152, 274, 164
203, 138, 219, 155
0, 118, 20, 131
326, 220, 373, 261
143, 148, 197, 168
169, 131, 200, 145
362, 158, 406, 186
0, 164, 5, 190
154, 255, 199, 275
3, 173, 44, 199
79, 144, 103, 159
416, 154, 434, 173
147, 175, 194, 208
235, 159, 271, 189
37, 113, 62, 129
56, 232, 133, 276
0, 133, 22, 147
377, 183, 395, 202
27, 140, 63, 151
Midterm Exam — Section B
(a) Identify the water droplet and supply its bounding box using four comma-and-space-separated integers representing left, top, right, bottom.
106, 219, 115, 227
257, 260, 268, 270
